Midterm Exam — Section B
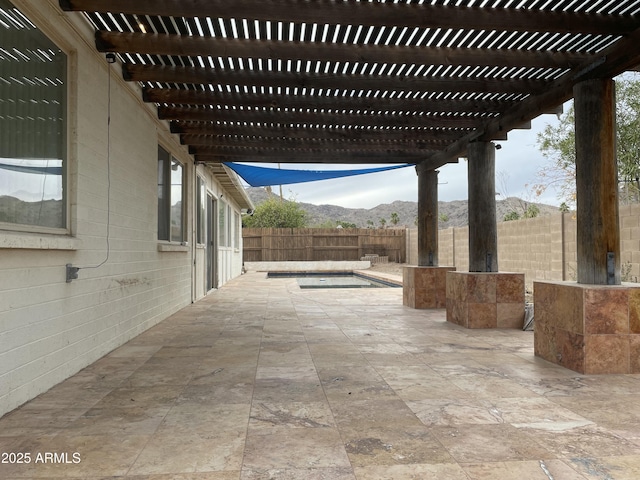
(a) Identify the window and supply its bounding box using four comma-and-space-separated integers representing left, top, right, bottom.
196, 176, 205, 245
233, 211, 240, 249
218, 199, 227, 247
227, 204, 232, 247
157, 146, 184, 242
0, 0, 67, 230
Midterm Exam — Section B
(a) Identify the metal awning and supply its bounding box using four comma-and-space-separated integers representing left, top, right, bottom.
58, 0, 640, 172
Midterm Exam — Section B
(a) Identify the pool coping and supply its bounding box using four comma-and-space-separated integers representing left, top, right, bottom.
266, 270, 403, 288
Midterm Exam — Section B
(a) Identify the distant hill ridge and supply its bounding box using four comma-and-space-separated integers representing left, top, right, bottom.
245, 187, 559, 228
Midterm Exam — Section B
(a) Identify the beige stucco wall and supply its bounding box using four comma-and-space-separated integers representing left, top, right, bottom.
0, 1, 245, 416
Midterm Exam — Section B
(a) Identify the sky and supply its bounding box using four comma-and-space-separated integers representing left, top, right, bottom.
236, 108, 565, 209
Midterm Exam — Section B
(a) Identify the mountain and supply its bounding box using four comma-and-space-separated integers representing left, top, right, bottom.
0, 195, 64, 228
245, 187, 560, 228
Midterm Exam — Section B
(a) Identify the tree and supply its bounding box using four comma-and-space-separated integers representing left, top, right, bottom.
615, 78, 640, 202
390, 212, 399, 226
503, 211, 521, 222
314, 220, 338, 228
379, 217, 387, 228
336, 220, 356, 229
439, 213, 449, 223
243, 196, 307, 228
535, 77, 640, 206
497, 171, 537, 218
503, 204, 538, 222
524, 204, 540, 219
534, 106, 577, 207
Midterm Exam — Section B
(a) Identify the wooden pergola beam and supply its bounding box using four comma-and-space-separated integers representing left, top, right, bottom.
190, 145, 432, 158
97, 31, 590, 70
180, 134, 444, 151
170, 122, 475, 143
158, 106, 483, 129
143, 88, 515, 115
61, 0, 640, 36
124, 65, 546, 95
193, 154, 424, 164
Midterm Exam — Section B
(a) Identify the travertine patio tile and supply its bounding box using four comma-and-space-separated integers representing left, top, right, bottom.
461, 460, 588, 479
0, 407, 88, 436
66, 405, 169, 436
310, 353, 370, 367
91, 385, 185, 409
432, 424, 556, 463
251, 379, 326, 404
157, 403, 251, 437
407, 398, 505, 426
190, 365, 256, 387
129, 433, 245, 475
567, 456, 640, 480
551, 395, 640, 425
489, 397, 593, 430
353, 463, 471, 479
330, 398, 425, 431
176, 383, 254, 405
106, 344, 164, 358
447, 373, 542, 399
341, 425, 455, 467
521, 424, 640, 459
242, 427, 350, 470
10, 383, 112, 411
249, 401, 335, 432
3, 272, 640, 479
241, 467, 355, 479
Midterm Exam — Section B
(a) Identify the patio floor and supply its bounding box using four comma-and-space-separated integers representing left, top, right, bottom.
2, 272, 640, 479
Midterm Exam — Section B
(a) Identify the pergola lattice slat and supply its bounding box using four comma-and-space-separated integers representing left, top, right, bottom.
61, 0, 640, 36
123, 65, 550, 95
170, 123, 478, 142
180, 134, 445, 151
157, 106, 484, 129
96, 31, 592, 70
143, 88, 516, 115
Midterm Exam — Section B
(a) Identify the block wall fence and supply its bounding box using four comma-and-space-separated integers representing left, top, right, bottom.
407, 203, 640, 291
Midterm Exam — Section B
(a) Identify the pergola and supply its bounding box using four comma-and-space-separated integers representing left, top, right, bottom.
59, 1, 640, 165
59, 1, 640, 373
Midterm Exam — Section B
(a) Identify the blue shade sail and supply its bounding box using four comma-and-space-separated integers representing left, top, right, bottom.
223, 162, 413, 187
0, 162, 63, 175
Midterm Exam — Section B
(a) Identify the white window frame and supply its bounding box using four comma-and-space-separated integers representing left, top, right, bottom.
157, 146, 185, 244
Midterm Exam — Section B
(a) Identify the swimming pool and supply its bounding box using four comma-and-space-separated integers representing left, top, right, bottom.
267, 271, 400, 289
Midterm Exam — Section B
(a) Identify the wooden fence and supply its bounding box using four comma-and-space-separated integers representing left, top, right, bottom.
242, 228, 406, 263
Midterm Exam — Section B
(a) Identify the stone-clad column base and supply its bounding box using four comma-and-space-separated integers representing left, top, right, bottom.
403, 266, 456, 309
446, 272, 525, 329
534, 281, 640, 374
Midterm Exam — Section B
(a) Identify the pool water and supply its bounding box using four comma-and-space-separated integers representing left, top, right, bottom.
267, 272, 399, 289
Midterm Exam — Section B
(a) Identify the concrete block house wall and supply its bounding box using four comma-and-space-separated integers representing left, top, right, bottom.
0, 1, 249, 417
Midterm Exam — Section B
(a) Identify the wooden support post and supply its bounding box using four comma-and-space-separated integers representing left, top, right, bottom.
574, 78, 620, 285
467, 141, 498, 272
417, 168, 439, 266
